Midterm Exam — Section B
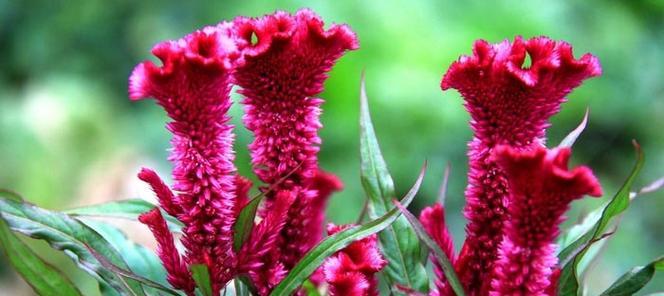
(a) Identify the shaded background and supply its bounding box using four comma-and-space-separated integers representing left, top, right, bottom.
0, 0, 662, 294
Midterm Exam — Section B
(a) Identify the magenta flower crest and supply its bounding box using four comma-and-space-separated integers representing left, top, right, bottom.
322, 224, 387, 296
129, 22, 241, 294
232, 9, 357, 289
489, 146, 602, 295
441, 36, 601, 292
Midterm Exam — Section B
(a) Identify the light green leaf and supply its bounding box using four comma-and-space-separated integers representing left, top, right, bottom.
558, 141, 645, 296
558, 108, 589, 148
359, 75, 429, 292
393, 201, 465, 296
191, 264, 213, 296
0, 193, 146, 296
0, 216, 82, 296
270, 163, 426, 296
65, 199, 182, 232
600, 256, 664, 296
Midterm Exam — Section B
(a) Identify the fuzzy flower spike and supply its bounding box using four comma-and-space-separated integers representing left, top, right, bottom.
233, 9, 358, 292
441, 36, 601, 293
129, 23, 241, 295
490, 146, 602, 295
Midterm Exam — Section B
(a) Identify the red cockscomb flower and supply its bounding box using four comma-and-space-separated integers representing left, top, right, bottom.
489, 146, 602, 295
441, 36, 601, 293
323, 224, 387, 296
129, 22, 241, 294
232, 9, 357, 291
420, 203, 456, 296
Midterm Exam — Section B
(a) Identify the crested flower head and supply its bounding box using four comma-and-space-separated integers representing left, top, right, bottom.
441, 36, 601, 293
420, 203, 456, 296
232, 8, 356, 286
129, 22, 241, 293
323, 224, 386, 296
489, 146, 601, 295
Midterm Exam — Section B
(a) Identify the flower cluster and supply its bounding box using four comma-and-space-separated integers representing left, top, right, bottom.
322, 224, 387, 296
129, 9, 359, 296
420, 36, 603, 295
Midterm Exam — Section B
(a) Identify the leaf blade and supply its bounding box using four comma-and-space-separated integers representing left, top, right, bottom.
359, 75, 429, 292
600, 256, 664, 296
191, 264, 213, 296
270, 163, 427, 296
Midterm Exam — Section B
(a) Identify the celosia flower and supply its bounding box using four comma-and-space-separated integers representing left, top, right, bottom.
489, 146, 602, 295
323, 224, 387, 296
232, 9, 357, 291
139, 208, 196, 293
420, 203, 455, 296
441, 36, 601, 293
129, 22, 241, 294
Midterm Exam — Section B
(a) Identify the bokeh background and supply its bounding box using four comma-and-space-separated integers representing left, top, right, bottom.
1, 0, 662, 295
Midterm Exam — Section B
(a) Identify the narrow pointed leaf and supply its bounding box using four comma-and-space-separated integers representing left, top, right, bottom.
394, 201, 466, 296
65, 199, 182, 232
359, 75, 429, 292
0, 217, 82, 296
0, 194, 146, 296
438, 164, 451, 205
191, 264, 213, 296
600, 256, 664, 296
270, 163, 426, 296
558, 141, 644, 295
559, 108, 589, 148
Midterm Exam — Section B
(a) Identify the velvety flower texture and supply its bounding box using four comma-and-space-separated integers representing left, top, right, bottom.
322, 224, 387, 296
490, 146, 602, 295
420, 203, 456, 296
441, 36, 601, 293
232, 9, 357, 291
129, 22, 241, 295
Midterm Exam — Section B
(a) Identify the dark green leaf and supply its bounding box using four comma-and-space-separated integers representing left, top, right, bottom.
0, 217, 82, 296
558, 141, 645, 295
81, 219, 173, 293
558, 108, 589, 148
393, 201, 466, 296
86, 244, 181, 296
0, 194, 146, 296
191, 264, 213, 296
270, 163, 426, 296
234, 278, 252, 296
600, 256, 664, 296
65, 199, 182, 232
359, 75, 429, 292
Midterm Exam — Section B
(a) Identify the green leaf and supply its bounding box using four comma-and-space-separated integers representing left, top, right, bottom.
85, 243, 181, 296
393, 201, 466, 296
80, 220, 172, 292
234, 278, 252, 296
0, 194, 146, 296
233, 193, 264, 252
302, 280, 322, 296
65, 199, 182, 232
270, 163, 427, 296
359, 75, 429, 292
558, 108, 589, 148
558, 141, 645, 296
0, 216, 82, 296
191, 264, 213, 296
600, 256, 664, 296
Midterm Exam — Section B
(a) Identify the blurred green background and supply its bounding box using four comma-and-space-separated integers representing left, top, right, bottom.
0, 0, 662, 295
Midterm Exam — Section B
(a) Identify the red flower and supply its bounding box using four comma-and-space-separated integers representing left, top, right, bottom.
323, 224, 387, 296
139, 208, 196, 294
489, 146, 601, 295
129, 22, 241, 293
232, 9, 356, 291
420, 203, 456, 296
441, 36, 601, 293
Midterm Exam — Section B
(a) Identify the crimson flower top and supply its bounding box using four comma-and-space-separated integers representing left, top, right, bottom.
441, 36, 601, 294
129, 23, 241, 294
